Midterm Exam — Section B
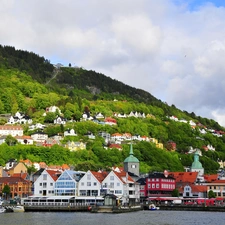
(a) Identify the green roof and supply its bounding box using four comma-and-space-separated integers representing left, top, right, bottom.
191, 153, 203, 169
124, 143, 139, 163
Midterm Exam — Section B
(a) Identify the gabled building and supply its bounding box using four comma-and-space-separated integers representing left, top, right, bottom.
33, 169, 61, 196
54, 170, 85, 196
5, 162, 27, 177
102, 170, 140, 205
78, 170, 108, 197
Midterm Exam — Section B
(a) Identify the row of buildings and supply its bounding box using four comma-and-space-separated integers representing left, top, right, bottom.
0, 144, 225, 204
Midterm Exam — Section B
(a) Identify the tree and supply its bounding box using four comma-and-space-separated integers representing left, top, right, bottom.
2, 184, 10, 200
5, 135, 17, 146
171, 189, 179, 197
208, 190, 216, 198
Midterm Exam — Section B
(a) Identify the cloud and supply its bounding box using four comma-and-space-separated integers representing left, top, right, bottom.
1, 0, 225, 126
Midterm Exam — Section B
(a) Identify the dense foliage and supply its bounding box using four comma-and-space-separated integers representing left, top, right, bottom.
0, 45, 223, 174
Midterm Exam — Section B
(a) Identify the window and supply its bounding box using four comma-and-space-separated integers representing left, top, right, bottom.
39, 190, 42, 194
117, 183, 120, 187
148, 184, 151, 188
110, 176, 114, 180
156, 178, 159, 181
81, 182, 84, 186
156, 184, 159, 188
131, 164, 136, 168
87, 182, 91, 186
87, 174, 91, 180
110, 183, 114, 188
43, 182, 47, 188
93, 182, 97, 186
115, 190, 122, 194
39, 183, 42, 186
152, 184, 155, 188
50, 183, 53, 186
43, 174, 47, 180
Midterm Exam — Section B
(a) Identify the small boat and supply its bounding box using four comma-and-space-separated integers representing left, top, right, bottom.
0, 207, 6, 213
13, 205, 25, 213
149, 204, 160, 210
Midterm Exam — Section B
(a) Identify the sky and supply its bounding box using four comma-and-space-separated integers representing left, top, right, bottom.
1, 0, 225, 126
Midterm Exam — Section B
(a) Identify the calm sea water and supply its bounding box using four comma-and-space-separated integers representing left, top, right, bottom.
1, 210, 225, 225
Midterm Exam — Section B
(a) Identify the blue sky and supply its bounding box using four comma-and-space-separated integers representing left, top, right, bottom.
1, 0, 225, 126
174, 0, 225, 9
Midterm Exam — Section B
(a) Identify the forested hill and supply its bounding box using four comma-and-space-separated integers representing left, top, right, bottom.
0, 44, 224, 174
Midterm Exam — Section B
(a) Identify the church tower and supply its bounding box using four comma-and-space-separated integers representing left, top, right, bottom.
123, 143, 139, 177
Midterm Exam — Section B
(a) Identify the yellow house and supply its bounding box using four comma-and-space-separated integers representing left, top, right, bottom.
7, 162, 27, 176
156, 143, 164, 149
65, 141, 86, 151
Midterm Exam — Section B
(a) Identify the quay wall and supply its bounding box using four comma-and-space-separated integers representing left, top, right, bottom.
158, 205, 225, 212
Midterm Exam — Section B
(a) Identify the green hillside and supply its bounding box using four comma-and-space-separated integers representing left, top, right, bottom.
0, 44, 224, 174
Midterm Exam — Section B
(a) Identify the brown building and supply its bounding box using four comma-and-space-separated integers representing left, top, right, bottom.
0, 177, 31, 199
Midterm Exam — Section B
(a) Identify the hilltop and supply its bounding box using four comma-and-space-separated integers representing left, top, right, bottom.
0, 44, 224, 174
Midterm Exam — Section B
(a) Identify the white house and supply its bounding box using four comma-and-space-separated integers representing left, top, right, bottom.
33, 169, 60, 196
78, 170, 107, 197
31, 132, 48, 143
15, 135, 34, 145
64, 129, 77, 137
0, 125, 23, 137
54, 116, 67, 125
102, 171, 140, 204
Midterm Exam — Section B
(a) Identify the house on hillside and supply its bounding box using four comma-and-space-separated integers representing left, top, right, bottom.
0, 125, 23, 137
64, 141, 86, 151
15, 135, 34, 145
31, 131, 48, 143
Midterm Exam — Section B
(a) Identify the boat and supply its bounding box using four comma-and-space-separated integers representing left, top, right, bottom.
0, 206, 6, 213
149, 204, 160, 210
12, 205, 25, 212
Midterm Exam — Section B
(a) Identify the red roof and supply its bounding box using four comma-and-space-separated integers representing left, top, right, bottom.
204, 174, 218, 182
91, 171, 108, 182
169, 172, 198, 183
109, 144, 122, 149
46, 170, 61, 181
11, 173, 28, 179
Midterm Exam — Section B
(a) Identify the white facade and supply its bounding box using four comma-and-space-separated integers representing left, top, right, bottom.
33, 170, 56, 196
0, 125, 23, 137
78, 171, 101, 197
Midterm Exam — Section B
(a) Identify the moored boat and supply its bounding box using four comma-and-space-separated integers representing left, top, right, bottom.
13, 205, 25, 212
149, 204, 160, 210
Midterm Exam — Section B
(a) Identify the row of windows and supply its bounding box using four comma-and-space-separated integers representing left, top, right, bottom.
39, 190, 54, 194
39, 182, 53, 188
209, 186, 225, 190
148, 178, 174, 182
147, 184, 175, 189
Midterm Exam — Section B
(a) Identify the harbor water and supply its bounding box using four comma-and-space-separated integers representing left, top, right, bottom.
1, 210, 225, 225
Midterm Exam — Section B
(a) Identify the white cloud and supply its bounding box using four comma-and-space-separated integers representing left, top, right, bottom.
1, 0, 225, 126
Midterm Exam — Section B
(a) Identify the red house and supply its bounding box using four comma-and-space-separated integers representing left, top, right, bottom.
145, 172, 176, 197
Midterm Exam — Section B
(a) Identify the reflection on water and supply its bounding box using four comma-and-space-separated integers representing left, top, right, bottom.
1, 210, 225, 225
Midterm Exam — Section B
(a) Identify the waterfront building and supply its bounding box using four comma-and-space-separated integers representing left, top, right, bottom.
145, 172, 176, 197
33, 169, 61, 196
78, 170, 107, 197
54, 170, 85, 196
0, 177, 31, 199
